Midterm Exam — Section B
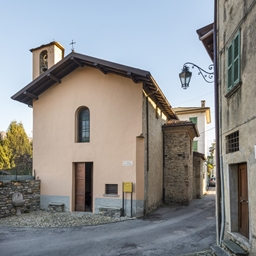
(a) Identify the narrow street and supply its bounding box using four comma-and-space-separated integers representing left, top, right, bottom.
1, 191, 216, 256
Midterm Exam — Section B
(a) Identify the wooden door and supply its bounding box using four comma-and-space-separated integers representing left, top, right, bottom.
75, 163, 86, 211
238, 163, 249, 238
91, 166, 93, 211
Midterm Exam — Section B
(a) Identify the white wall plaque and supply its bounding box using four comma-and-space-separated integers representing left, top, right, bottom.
123, 161, 133, 167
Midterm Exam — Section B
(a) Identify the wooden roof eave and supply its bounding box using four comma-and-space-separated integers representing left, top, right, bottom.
148, 75, 178, 120
11, 52, 78, 104
11, 52, 176, 118
162, 122, 199, 138
12, 52, 153, 106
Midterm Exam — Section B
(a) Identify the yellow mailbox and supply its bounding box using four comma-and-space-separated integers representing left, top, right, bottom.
123, 182, 133, 193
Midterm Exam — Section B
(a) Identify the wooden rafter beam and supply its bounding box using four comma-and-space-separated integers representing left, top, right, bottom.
94, 63, 107, 74
23, 91, 39, 100
71, 57, 84, 67
127, 72, 138, 83
47, 73, 61, 83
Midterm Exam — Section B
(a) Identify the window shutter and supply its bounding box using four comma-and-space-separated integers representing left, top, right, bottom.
193, 141, 198, 151
233, 33, 240, 85
189, 117, 197, 125
227, 44, 233, 90
227, 31, 240, 91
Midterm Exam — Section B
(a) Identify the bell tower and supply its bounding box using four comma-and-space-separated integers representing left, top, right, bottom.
30, 41, 65, 80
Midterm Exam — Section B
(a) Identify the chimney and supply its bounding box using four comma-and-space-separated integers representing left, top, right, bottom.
201, 100, 206, 107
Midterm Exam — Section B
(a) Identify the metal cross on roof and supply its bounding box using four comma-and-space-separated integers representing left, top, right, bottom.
70, 40, 76, 52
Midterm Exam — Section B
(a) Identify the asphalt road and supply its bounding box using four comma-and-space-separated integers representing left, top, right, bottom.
0, 193, 216, 256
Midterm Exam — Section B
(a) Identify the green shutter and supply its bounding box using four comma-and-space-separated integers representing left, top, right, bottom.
193, 141, 198, 151
227, 44, 233, 90
189, 117, 197, 125
227, 31, 240, 91
233, 33, 240, 85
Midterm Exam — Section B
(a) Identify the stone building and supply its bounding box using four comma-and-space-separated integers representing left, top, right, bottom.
163, 120, 200, 205
198, 1, 256, 254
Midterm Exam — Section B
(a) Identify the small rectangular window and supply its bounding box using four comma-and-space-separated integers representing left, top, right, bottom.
105, 184, 118, 195
226, 131, 239, 153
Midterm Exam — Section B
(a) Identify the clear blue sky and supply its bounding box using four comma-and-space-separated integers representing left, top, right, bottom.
0, 0, 215, 141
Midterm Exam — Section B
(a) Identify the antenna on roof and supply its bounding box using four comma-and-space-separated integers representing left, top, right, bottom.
70, 40, 76, 52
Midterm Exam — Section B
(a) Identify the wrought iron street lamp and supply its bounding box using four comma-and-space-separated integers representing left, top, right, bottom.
179, 62, 214, 89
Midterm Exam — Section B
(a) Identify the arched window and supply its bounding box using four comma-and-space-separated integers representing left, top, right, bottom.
40, 50, 48, 74
78, 107, 90, 142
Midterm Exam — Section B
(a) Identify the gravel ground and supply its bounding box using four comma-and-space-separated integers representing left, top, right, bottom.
0, 210, 132, 228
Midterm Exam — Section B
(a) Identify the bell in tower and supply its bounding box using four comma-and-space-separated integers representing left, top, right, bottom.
30, 41, 65, 80
40, 50, 48, 74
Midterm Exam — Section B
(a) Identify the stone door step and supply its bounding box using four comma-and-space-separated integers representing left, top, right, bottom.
210, 244, 229, 256
222, 240, 248, 255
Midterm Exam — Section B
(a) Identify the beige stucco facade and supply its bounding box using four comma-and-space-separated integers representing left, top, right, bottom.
33, 67, 146, 214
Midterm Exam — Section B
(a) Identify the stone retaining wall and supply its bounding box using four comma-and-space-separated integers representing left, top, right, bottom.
0, 180, 40, 218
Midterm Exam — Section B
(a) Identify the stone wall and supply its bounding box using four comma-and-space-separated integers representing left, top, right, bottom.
143, 95, 167, 214
193, 152, 206, 199
0, 180, 40, 218
162, 121, 198, 206
163, 131, 193, 205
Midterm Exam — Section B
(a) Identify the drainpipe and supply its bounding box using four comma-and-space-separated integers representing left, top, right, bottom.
146, 97, 149, 173
144, 96, 149, 215
214, 0, 222, 246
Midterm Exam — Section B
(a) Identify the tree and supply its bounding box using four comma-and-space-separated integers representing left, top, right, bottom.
0, 121, 32, 172
0, 144, 11, 169
206, 142, 215, 178
0, 132, 11, 169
